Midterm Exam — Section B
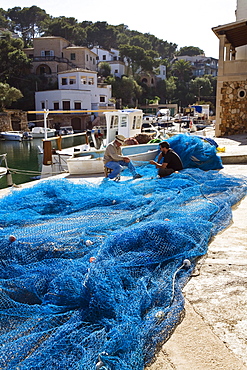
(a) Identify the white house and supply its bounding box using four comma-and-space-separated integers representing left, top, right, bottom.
35, 68, 112, 112
91, 46, 127, 78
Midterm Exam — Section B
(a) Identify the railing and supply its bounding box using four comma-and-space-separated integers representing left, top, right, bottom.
32, 56, 77, 68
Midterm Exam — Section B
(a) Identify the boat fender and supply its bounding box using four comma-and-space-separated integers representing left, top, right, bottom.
9, 235, 16, 242
183, 259, 191, 269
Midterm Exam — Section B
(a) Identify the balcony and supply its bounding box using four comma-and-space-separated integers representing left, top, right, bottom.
32, 56, 77, 68
223, 60, 247, 76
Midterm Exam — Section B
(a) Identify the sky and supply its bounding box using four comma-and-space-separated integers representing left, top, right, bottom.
1, 0, 237, 58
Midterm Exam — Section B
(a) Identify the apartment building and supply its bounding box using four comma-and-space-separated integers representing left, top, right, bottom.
24, 36, 98, 78
175, 55, 218, 77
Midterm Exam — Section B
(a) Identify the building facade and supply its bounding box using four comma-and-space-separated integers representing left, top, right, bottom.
175, 55, 218, 77
35, 69, 113, 131
91, 46, 127, 78
213, 0, 247, 136
24, 37, 98, 79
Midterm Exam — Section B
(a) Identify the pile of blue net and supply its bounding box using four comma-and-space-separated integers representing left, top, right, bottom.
0, 134, 246, 369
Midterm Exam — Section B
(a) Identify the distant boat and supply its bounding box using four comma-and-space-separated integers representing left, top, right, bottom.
31, 127, 56, 138
58, 126, 74, 136
0, 131, 33, 141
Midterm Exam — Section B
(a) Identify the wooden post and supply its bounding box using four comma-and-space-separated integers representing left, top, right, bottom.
57, 136, 62, 151
43, 140, 52, 165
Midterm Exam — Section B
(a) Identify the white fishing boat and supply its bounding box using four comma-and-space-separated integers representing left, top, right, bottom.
31, 127, 56, 138
0, 131, 32, 141
66, 109, 160, 175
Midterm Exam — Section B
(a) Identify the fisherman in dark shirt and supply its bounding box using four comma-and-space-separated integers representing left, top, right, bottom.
150, 141, 183, 177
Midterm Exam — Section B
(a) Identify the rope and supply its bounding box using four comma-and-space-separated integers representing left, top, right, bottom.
8, 168, 42, 176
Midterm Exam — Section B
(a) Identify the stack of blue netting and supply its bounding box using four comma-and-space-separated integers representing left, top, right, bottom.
0, 134, 246, 369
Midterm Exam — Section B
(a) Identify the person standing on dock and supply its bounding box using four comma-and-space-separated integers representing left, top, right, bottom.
103, 135, 142, 181
150, 141, 183, 177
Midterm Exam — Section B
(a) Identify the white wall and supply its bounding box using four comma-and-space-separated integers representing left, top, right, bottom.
35, 90, 92, 112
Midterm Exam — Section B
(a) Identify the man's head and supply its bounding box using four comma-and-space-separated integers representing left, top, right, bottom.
115, 134, 126, 146
159, 141, 170, 153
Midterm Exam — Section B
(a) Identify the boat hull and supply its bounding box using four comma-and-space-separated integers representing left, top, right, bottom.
67, 143, 159, 175
1, 132, 23, 141
31, 128, 56, 138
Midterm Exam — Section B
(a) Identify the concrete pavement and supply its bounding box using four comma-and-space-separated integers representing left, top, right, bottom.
147, 135, 247, 370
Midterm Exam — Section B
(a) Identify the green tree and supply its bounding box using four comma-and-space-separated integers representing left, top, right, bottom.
112, 76, 142, 107
171, 59, 193, 82
45, 17, 87, 45
165, 76, 177, 102
0, 82, 23, 111
98, 62, 111, 78
86, 22, 117, 49
177, 46, 204, 56
129, 35, 152, 50
189, 76, 213, 103
7, 6, 49, 46
0, 31, 31, 82
0, 8, 9, 28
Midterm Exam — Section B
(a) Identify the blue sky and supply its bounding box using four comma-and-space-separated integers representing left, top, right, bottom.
1, 0, 237, 58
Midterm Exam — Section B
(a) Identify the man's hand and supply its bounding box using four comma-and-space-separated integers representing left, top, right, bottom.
150, 160, 156, 165
123, 157, 130, 163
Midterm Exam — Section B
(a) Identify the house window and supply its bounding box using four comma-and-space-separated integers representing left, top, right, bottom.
63, 101, 70, 110
69, 76, 76, 84
88, 77, 94, 85
70, 53, 76, 60
86, 55, 89, 61
115, 69, 118, 74
74, 102, 81, 110
93, 58, 95, 64
62, 78, 67, 85
41, 101, 45, 109
81, 76, 87, 84
103, 55, 106, 60
100, 96, 105, 103
41, 50, 54, 57
53, 102, 59, 110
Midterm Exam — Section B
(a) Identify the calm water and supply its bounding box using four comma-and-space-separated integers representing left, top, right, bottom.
0, 136, 86, 189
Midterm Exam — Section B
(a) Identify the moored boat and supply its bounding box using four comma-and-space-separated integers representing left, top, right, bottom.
31, 127, 56, 138
0, 131, 32, 141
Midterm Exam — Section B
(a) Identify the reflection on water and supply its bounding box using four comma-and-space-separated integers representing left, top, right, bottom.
0, 135, 86, 189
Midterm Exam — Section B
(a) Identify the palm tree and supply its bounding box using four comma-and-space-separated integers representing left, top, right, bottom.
171, 59, 192, 82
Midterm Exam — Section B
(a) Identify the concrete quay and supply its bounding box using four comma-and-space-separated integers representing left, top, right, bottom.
147, 134, 247, 370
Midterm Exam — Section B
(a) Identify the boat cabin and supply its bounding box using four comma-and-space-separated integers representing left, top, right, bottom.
104, 109, 143, 145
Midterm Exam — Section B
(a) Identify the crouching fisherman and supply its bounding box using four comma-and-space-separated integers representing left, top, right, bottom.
150, 141, 183, 177
103, 134, 142, 181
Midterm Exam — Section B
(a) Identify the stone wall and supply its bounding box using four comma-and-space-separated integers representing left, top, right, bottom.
0, 113, 12, 131
0, 111, 28, 132
220, 81, 247, 135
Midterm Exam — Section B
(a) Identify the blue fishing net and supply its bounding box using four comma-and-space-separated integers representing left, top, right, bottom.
0, 136, 246, 369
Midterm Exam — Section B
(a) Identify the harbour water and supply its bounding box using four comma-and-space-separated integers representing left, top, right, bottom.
0, 135, 86, 189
